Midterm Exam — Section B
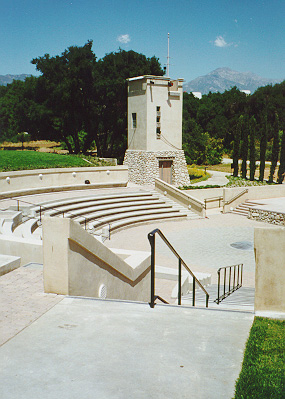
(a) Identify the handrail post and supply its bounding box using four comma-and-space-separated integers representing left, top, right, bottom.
241, 264, 243, 287
237, 265, 240, 287
192, 276, 195, 306
148, 232, 156, 308
178, 258, 182, 305
217, 270, 220, 304
224, 268, 226, 297
17, 200, 19, 211
39, 206, 42, 222
229, 266, 232, 293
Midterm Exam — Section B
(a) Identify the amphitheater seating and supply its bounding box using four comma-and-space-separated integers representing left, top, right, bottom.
20, 190, 200, 239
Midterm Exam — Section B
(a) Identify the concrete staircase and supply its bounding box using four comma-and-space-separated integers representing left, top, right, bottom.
230, 200, 263, 217
182, 284, 255, 312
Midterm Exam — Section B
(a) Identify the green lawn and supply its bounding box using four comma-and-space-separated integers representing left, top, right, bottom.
234, 317, 285, 399
0, 150, 109, 172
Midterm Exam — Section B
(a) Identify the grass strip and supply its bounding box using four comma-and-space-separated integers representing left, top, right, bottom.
0, 150, 110, 172
234, 317, 285, 399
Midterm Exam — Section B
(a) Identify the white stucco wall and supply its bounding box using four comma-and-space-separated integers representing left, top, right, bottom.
127, 76, 183, 152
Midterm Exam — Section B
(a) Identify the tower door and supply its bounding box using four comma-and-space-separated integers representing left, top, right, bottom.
159, 160, 173, 184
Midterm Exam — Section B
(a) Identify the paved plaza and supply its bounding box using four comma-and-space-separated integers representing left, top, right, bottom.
0, 297, 253, 399
0, 186, 283, 398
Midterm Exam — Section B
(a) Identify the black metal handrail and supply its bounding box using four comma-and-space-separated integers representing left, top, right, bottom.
215, 264, 243, 304
0, 197, 111, 238
148, 228, 209, 309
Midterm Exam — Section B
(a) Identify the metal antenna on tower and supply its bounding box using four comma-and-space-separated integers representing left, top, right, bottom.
167, 33, 170, 77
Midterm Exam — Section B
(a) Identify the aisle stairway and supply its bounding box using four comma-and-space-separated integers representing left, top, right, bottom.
230, 200, 263, 217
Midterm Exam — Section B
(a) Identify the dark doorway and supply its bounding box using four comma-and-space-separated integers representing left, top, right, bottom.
159, 160, 173, 184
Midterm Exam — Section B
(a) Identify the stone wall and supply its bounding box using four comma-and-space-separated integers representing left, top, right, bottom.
249, 208, 285, 226
124, 149, 190, 187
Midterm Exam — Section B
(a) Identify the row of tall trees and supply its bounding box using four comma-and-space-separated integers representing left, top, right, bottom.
0, 41, 163, 162
183, 81, 285, 182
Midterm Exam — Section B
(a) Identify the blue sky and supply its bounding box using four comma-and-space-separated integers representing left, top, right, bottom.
0, 0, 284, 82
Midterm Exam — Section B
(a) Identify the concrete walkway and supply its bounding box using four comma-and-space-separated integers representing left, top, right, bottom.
191, 170, 229, 186
0, 297, 253, 399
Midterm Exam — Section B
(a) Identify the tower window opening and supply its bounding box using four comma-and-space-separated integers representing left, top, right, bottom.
132, 113, 137, 129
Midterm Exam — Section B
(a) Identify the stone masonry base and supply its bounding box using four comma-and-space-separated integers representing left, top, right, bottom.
123, 150, 190, 187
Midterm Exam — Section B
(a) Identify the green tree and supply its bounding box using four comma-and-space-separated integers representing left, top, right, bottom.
277, 130, 285, 183
240, 116, 249, 179
268, 113, 280, 183
232, 115, 243, 177
32, 40, 98, 154
249, 116, 257, 181
259, 114, 269, 182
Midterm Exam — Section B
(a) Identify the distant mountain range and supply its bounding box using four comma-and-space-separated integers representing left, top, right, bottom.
183, 67, 282, 95
0, 68, 283, 94
0, 74, 31, 85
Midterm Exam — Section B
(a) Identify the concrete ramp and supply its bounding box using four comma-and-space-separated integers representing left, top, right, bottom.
0, 297, 253, 399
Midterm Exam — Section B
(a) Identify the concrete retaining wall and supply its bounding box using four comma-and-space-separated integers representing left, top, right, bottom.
43, 217, 151, 302
0, 235, 43, 266
0, 166, 128, 199
155, 178, 205, 217
223, 185, 285, 213
254, 227, 285, 318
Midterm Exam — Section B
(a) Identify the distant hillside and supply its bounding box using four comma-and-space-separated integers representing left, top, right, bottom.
184, 67, 282, 95
0, 74, 31, 85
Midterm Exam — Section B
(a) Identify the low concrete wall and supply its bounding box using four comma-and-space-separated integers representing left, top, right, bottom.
0, 235, 43, 266
254, 227, 285, 318
223, 185, 285, 213
155, 178, 205, 217
184, 188, 224, 209
0, 166, 128, 199
42, 217, 151, 302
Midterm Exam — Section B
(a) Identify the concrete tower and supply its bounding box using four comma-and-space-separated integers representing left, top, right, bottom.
124, 75, 190, 186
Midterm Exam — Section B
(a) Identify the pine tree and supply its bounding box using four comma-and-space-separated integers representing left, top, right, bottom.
268, 113, 280, 183
259, 114, 268, 182
233, 116, 243, 177
277, 130, 285, 184
249, 116, 257, 181
240, 115, 249, 179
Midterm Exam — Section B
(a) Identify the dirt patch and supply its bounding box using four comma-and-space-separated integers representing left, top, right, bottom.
0, 140, 68, 154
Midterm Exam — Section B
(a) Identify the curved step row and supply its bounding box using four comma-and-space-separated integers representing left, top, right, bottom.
13, 190, 200, 239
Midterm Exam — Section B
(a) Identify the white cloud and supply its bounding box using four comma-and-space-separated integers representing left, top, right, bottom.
117, 34, 130, 44
214, 35, 229, 48
234, 19, 238, 24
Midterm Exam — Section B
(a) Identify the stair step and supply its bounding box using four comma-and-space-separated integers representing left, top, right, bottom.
29, 192, 155, 215
182, 285, 255, 311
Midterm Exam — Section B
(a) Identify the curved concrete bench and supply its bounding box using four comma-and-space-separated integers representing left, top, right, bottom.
29, 192, 156, 215
89, 209, 188, 233
0, 182, 128, 200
